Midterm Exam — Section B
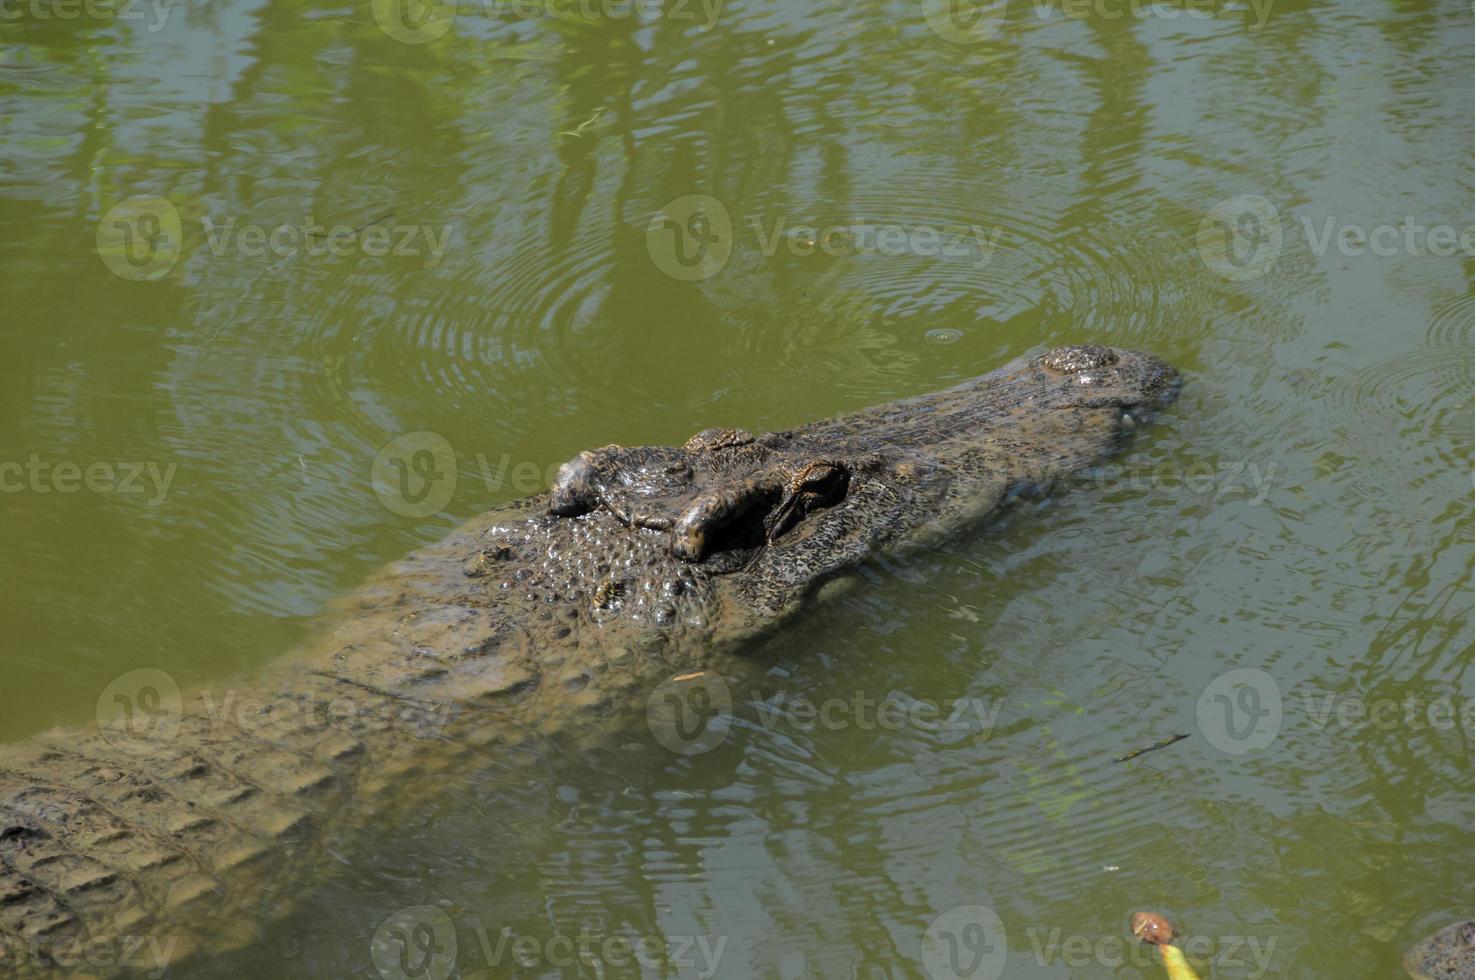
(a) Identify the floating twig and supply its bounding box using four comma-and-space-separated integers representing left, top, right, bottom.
558, 107, 606, 138
1113, 733, 1190, 764
306, 210, 396, 240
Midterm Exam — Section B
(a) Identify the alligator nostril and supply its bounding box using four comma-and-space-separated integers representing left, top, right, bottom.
549, 451, 600, 516
1040, 345, 1119, 373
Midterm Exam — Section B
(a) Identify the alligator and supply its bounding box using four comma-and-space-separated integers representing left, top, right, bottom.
0, 345, 1179, 975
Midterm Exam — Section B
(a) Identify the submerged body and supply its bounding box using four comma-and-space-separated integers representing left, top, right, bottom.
0, 346, 1177, 974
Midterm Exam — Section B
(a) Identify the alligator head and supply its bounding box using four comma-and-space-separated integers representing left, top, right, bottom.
424, 343, 1174, 696
374, 345, 1177, 709
539, 344, 1177, 604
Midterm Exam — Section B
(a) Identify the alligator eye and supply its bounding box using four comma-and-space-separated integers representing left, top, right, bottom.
1040, 345, 1119, 374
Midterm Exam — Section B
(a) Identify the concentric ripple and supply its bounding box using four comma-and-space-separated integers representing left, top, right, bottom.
1426, 289, 1475, 347
730, 177, 1190, 402
1332, 344, 1475, 442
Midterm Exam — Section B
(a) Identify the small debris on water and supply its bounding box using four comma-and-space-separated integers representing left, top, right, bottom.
925, 328, 964, 345
1113, 733, 1190, 764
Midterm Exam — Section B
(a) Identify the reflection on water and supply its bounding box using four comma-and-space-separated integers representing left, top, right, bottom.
3, 0, 1475, 974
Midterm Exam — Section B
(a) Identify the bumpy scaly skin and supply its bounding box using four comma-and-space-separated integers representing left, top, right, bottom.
0, 346, 1177, 975
1407, 921, 1475, 979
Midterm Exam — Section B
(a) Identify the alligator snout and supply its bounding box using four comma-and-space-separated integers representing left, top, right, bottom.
1036, 344, 1181, 412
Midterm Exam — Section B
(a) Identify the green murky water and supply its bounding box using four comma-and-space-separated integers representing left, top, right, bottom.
3, 0, 1475, 975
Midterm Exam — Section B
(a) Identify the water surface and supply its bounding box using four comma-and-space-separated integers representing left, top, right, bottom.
2, 0, 1474, 975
